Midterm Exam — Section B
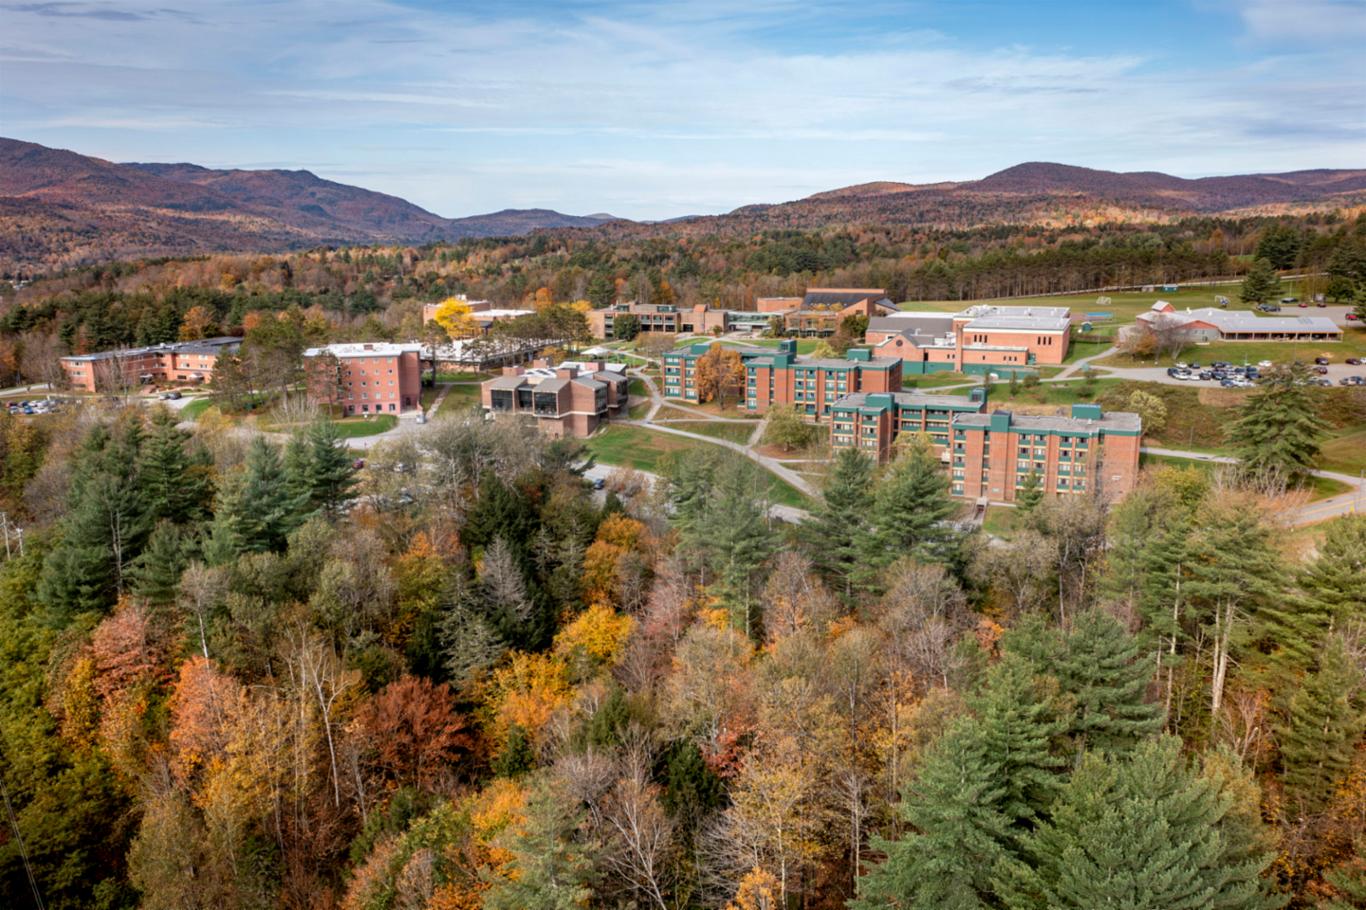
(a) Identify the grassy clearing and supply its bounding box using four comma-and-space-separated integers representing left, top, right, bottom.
1320, 427, 1366, 476
181, 397, 215, 420
262, 413, 398, 437
664, 420, 755, 444
586, 425, 812, 509
1098, 329, 1366, 369
1140, 452, 1351, 502
434, 371, 491, 383
987, 377, 1126, 407
436, 384, 482, 417
981, 506, 1023, 538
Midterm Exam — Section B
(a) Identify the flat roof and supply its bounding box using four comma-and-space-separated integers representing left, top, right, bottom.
833, 390, 985, 411
956, 408, 1142, 434
304, 342, 422, 358
959, 304, 1072, 320
1182, 308, 1342, 334
963, 314, 1071, 332
61, 336, 242, 362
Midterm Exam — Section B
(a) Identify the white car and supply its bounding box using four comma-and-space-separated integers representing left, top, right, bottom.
1257, 360, 1273, 368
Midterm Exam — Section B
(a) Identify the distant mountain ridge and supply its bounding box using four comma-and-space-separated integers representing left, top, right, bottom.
0, 137, 620, 273
2, 137, 1363, 274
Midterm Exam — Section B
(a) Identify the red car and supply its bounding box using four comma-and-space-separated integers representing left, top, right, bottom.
1298, 302, 1309, 308
1348, 313, 1359, 321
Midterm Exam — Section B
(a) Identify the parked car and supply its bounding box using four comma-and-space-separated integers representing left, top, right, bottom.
1313, 365, 1329, 375
1314, 356, 1330, 365
1257, 360, 1273, 367
1339, 376, 1363, 386
159, 390, 182, 400
1298, 302, 1309, 308
1258, 303, 1281, 312
1316, 378, 1333, 386
1282, 297, 1299, 304
1346, 357, 1363, 365
1348, 313, 1360, 321
593, 477, 606, 491
1198, 370, 1213, 380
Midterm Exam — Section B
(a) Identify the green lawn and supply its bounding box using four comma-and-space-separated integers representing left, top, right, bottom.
433, 371, 491, 382
982, 506, 1023, 538
586, 425, 812, 509
1099, 331, 1366, 369
988, 377, 1125, 406
436, 384, 482, 417
660, 420, 755, 444
181, 397, 215, 420
896, 279, 1313, 325
262, 413, 398, 437
586, 424, 710, 471
1320, 428, 1366, 475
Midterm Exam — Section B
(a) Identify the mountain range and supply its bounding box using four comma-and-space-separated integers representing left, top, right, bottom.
3, 137, 1364, 274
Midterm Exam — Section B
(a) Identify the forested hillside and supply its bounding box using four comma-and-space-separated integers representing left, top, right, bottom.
0, 399, 1362, 909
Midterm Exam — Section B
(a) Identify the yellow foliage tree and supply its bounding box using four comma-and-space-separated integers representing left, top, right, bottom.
433, 297, 479, 340
483, 652, 573, 744
178, 305, 217, 341
694, 345, 746, 407
726, 867, 781, 910
554, 603, 635, 670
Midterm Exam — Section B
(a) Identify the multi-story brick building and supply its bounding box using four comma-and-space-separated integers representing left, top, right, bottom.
481, 360, 630, 437
743, 346, 903, 418
663, 340, 902, 419
779, 288, 897, 336
866, 304, 1072, 374
304, 342, 424, 415
586, 302, 730, 339
949, 404, 1142, 503
60, 337, 242, 392
830, 389, 988, 461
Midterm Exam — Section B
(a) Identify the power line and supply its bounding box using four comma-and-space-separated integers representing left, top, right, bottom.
0, 766, 45, 910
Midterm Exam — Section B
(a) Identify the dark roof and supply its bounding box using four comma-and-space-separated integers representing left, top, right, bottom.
802, 290, 892, 309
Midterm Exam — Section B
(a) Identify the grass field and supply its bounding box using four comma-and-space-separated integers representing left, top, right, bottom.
981, 506, 1023, 538
658, 420, 756, 444
1139, 452, 1351, 501
986, 376, 1125, 406
1099, 331, 1366, 369
261, 413, 398, 437
181, 397, 214, 420
434, 371, 492, 383
586, 425, 811, 509
896, 279, 1310, 324
436, 384, 482, 417
1320, 428, 1366, 476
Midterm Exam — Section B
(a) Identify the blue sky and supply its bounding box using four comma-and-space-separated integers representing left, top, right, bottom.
3, 0, 1364, 220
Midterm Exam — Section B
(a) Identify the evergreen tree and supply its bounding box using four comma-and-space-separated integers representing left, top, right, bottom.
137, 407, 213, 524
1299, 515, 1366, 631
37, 418, 150, 617
204, 436, 300, 563
997, 737, 1280, 910
970, 654, 1068, 823
1228, 362, 1328, 481
1239, 258, 1281, 304
802, 445, 874, 598
1276, 635, 1363, 814
482, 783, 597, 910
863, 441, 958, 577
128, 521, 197, 607
292, 419, 357, 517
852, 716, 1013, 910
1254, 225, 1303, 270
1015, 470, 1043, 513
1319, 844, 1366, 910
1053, 610, 1162, 753
699, 456, 777, 637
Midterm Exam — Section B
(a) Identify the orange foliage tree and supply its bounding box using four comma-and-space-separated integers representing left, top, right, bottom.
351, 675, 473, 793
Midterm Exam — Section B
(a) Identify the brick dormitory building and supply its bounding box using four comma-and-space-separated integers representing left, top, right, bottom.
61, 337, 243, 392
865, 304, 1072, 374
665, 339, 1142, 504
303, 342, 424, 415
481, 360, 630, 438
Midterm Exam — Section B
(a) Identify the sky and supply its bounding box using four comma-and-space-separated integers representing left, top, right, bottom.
2, 0, 1365, 220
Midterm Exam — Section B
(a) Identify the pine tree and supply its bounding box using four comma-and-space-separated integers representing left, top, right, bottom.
996, 737, 1280, 910
482, 783, 597, 910
1016, 470, 1043, 513
1227, 362, 1329, 481
852, 716, 1013, 910
970, 654, 1068, 822
37, 418, 150, 617
1239, 258, 1281, 304
802, 445, 874, 598
1053, 610, 1161, 753
864, 441, 958, 577
128, 521, 197, 607
1299, 514, 1366, 630
700, 456, 777, 637
204, 436, 300, 563
303, 419, 357, 516
138, 407, 213, 524
1276, 634, 1363, 814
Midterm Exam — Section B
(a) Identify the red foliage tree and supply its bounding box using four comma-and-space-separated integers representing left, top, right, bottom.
352, 675, 473, 793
